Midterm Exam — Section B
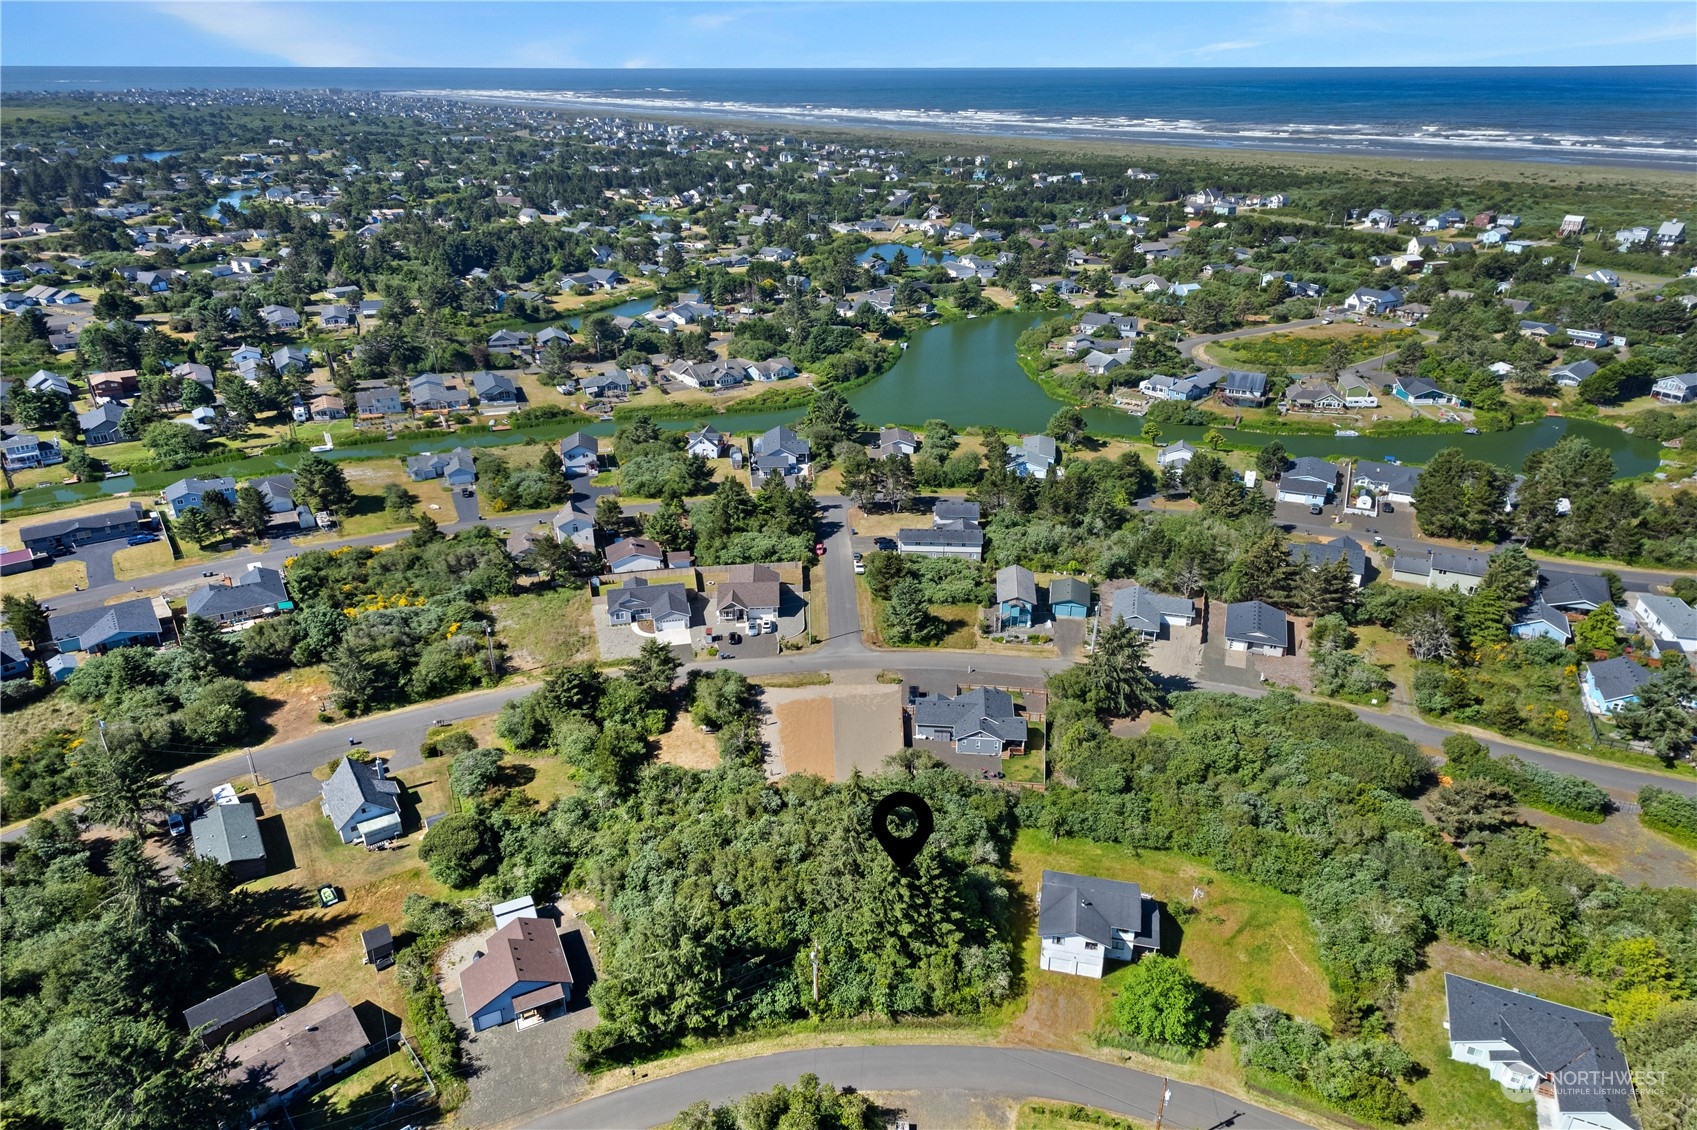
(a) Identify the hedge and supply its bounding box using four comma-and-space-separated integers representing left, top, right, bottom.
1442, 735, 1609, 823
1638, 785, 1697, 850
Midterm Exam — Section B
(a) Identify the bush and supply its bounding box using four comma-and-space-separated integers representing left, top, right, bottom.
1109, 954, 1212, 1053
448, 747, 504, 797
1227, 1003, 1417, 1124
422, 728, 477, 759
1443, 734, 1608, 822
418, 812, 496, 888
1639, 785, 1697, 849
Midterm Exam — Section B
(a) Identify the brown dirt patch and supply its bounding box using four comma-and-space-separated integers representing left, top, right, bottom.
776, 697, 836, 778
1004, 974, 1101, 1053
249, 667, 335, 740
657, 718, 722, 771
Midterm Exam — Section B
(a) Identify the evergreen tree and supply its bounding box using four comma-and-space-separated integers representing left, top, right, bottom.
293, 452, 357, 515
1299, 557, 1360, 619
1083, 619, 1166, 718
883, 577, 939, 645
627, 638, 682, 700
1232, 532, 1299, 606
233, 485, 272, 540
173, 506, 214, 549
2, 593, 50, 647
642, 498, 691, 550
799, 388, 859, 461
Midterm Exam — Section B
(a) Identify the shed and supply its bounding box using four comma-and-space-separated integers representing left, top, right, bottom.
361, 924, 395, 969
183, 973, 282, 1046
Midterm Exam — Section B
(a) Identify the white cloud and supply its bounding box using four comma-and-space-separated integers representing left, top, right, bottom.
153, 2, 394, 66
1191, 39, 1261, 55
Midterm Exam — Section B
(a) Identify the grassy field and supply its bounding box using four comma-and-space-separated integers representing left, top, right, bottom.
1398, 942, 1603, 1130
1016, 1101, 1149, 1130
0, 691, 84, 761
490, 585, 594, 670
1, 559, 87, 601
110, 538, 176, 580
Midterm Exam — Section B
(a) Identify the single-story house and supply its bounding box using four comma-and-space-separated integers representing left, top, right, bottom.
872, 427, 919, 459
1393, 376, 1462, 406
1223, 600, 1289, 655
933, 499, 981, 529
469, 370, 518, 404
308, 394, 346, 421
605, 536, 675, 574
715, 563, 782, 628
1349, 460, 1421, 506
320, 756, 403, 846
1283, 379, 1345, 413
1633, 593, 1697, 655
911, 687, 1027, 754
183, 973, 282, 1046
186, 565, 292, 625
559, 431, 600, 475
1110, 585, 1196, 640
1289, 536, 1367, 587
580, 371, 632, 400
190, 800, 268, 880
1392, 548, 1490, 594
1512, 598, 1573, 644
1007, 434, 1059, 479
896, 526, 984, 560
163, 476, 237, 520
1037, 870, 1161, 980
1047, 577, 1091, 619
47, 598, 164, 654
996, 565, 1038, 628
1343, 286, 1402, 314
1444, 974, 1638, 1130
406, 448, 476, 485
604, 577, 691, 631
1276, 457, 1339, 507
1552, 359, 1598, 387
1218, 369, 1269, 406
408, 373, 470, 412
1581, 656, 1652, 716
225, 993, 371, 1119
459, 917, 574, 1031
355, 388, 404, 417
0, 629, 30, 681
1539, 571, 1610, 613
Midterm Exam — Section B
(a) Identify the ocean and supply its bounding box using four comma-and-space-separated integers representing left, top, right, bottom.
4, 66, 1694, 168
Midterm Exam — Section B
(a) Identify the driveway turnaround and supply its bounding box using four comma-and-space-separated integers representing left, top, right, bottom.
534, 1045, 1308, 1129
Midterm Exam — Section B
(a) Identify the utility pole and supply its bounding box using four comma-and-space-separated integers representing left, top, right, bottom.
810, 945, 819, 1003
484, 624, 496, 673
1154, 1077, 1171, 1130
245, 747, 259, 789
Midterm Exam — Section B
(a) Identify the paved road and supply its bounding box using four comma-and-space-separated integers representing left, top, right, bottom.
536, 1045, 1306, 1130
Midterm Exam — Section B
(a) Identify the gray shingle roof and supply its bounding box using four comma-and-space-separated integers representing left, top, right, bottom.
1538, 570, 1610, 610
190, 802, 266, 867
933, 499, 981, 525
186, 567, 289, 619
19, 503, 145, 546
560, 431, 599, 457
1431, 549, 1490, 577
1444, 974, 1638, 1128
1289, 536, 1366, 577
1223, 600, 1288, 648
47, 597, 161, 651
1047, 577, 1091, 609
1586, 656, 1652, 703
912, 687, 1027, 744
321, 757, 400, 830
1038, 870, 1160, 949
183, 973, 277, 1036
605, 578, 690, 622
1636, 593, 1697, 640
1111, 585, 1194, 635
996, 565, 1037, 607
755, 425, 810, 459
1351, 459, 1421, 496
898, 526, 984, 550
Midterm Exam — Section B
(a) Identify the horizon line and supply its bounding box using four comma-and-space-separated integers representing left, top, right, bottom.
7, 62, 1695, 72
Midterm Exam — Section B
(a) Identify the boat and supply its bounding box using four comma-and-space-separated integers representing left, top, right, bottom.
1334, 429, 1360, 437
1383, 455, 1400, 463
1464, 426, 1480, 434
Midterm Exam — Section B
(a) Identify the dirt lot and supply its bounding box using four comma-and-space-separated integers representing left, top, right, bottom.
773, 696, 837, 778
762, 680, 905, 781
657, 716, 722, 770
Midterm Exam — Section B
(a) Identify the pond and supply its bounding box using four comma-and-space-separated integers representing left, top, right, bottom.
111, 150, 183, 163
202, 188, 258, 218
855, 242, 946, 266
563, 291, 689, 330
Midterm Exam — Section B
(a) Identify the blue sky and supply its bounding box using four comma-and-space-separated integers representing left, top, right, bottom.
3, 2, 1694, 69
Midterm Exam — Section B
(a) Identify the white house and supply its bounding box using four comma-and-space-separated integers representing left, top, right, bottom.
1633, 593, 1697, 656
1223, 600, 1289, 655
558, 431, 600, 476
1444, 974, 1638, 1130
1275, 457, 1339, 507
1037, 870, 1161, 979
320, 757, 402, 846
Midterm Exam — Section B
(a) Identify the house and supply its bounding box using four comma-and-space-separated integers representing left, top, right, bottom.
1037, 870, 1161, 979
257, 304, 300, 330
1289, 536, 1367, 587
1047, 577, 1091, 619
1341, 376, 1379, 408
1350, 460, 1420, 506
405, 448, 476, 485
1007, 434, 1059, 479
1275, 457, 1339, 507
362, 924, 395, 970
320, 756, 403, 845
1651, 373, 1697, 404
88, 369, 140, 400
19, 503, 149, 554
1444, 974, 1638, 1130
25, 369, 72, 397
685, 426, 727, 459
246, 474, 317, 531
308, 394, 346, 420
225, 993, 371, 1118
1566, 329, 1610, 350
896, 526, 984, 560
459, 917, 574, 1031
1392, 547, 1490, 594
604, 577, 691, 631
1552, 360, 1598, 387
1218, 369, 1269, 406
550, 501, 597, 551
1582, 656, 1652, 715
1, 629, 31, 680
996, 565, 1038, 628
1156, 440, 1197, 475
186, 565, 292, 626
78, 402, 129, 446
47, 598, 165, 654
2, 433, 62, 471
604, 537, 673, 574
1512, 598, 1573, 644
911, 687, 1027, 754
715, 563, 782, 629
1344, 287, 1402, 314
183, 973, 282, 1046
751, 426, 812, 485
1111, 585, 1196, 640
559, 431, 601, 475
469, 370, 518, 404
163, 476, 237, 520
1223, 600, 1289, 655
1393, 376, 1462, 406
271, 345, 311, 373
1282, 379, 1345, 413
1559, 215, 1586, 236
355, 388, 404, 417
872, 427, 919, 459
486, 328, 532, 353
1583, 268, 1620, 288
1633, 593, 1697, 655
580, 370, 633, 400
409, 373, 470, 412
319, 304, 353, 328
1539, 571, 1610, 613
189, 800, 268, 880
932, 499, 981, 529
1658, 219, 1686, 248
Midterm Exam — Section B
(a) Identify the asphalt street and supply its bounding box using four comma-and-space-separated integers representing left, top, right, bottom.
534, 1045, 1308, 1130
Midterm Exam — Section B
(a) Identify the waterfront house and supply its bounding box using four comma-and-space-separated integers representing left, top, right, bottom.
1393, 376, 1462, 406
355, 388, 403, 417
750, 426, 812, 484
685, 426, 728, 459
1218, 369, 1269, 406
1283, 379, 1345, 413
1350, 460, 1420, 505
163, 476, 237, 520
405, 448, 476, 486
2, 433, 63, 471
1652, 373, 1697, 404
1552, 360, 1598, 387
1038, 870, 1161, 979
78, 402, 129, 445
469, 370, 517, 404
1581, 656, 1651, 715
408, 373, 470, 412
1007, 434, 1059, 479
559, 431, 600, 475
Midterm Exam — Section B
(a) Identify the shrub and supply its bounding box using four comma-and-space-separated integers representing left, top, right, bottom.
1109, 954, 1212, 1052
422, 728, 477, 759
418, 812, 496, 888
1639, 785, 1697, 849
1443, 734, 1608, 822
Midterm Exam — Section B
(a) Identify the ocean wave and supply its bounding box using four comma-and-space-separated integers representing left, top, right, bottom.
413, 87, 1697, 163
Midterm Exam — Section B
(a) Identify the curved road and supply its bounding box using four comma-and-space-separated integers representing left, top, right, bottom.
537, 1045, 1306, 1130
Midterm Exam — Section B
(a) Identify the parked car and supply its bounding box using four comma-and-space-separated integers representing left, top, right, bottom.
166, 812, 187, 838
1308, 503, 1324, 515
729, 632, 742, 645
201, 570, 218, 577
126, 533, 158, 546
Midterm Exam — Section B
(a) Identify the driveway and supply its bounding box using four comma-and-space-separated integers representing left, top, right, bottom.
73, 538, 124, 589
450, 484, 482, 524
535, 1045, 1307, 1129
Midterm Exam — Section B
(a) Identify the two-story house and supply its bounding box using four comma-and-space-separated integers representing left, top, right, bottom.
1037, 870, 1161, 979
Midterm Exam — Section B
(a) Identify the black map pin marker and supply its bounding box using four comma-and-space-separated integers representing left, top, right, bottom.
871, 791, 933, 869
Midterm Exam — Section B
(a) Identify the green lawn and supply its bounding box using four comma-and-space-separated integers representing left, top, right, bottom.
490, 585, 595, 670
